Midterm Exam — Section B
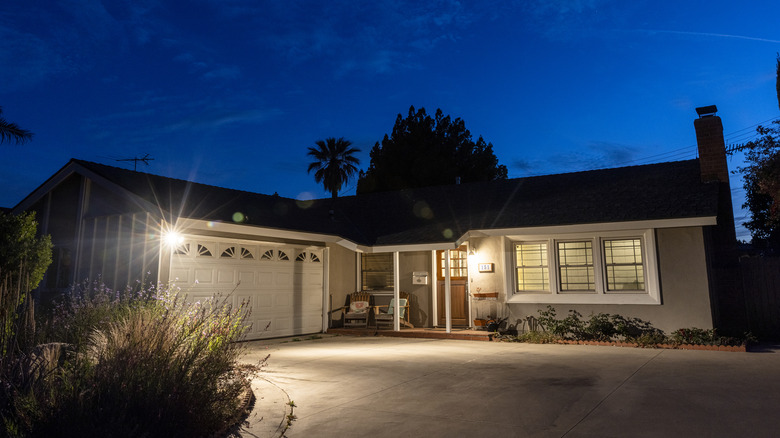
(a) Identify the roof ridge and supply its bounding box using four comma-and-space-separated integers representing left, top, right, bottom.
70, 158, 296, 202
349, 158, 699, 198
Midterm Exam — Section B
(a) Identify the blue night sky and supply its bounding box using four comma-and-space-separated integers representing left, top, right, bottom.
2, 1, 779, 241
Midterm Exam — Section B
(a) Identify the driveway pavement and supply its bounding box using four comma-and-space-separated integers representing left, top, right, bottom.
238, 335, 780, 437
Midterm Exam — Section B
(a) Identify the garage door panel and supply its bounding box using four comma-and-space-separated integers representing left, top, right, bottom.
275, 272, 293, 286
238, 271, 255, 286
257, 271, 274, 287
170, 267, 190, 284
194, 268, 213, 284
217, 269, 235, 284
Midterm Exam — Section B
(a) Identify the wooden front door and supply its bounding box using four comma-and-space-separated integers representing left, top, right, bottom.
436, 246, 469, 326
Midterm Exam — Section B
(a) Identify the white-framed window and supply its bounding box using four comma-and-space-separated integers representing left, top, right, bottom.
557, 240, 595, 292
515, 242, 549, 292
507, 229, 659, 305
603, 238, 645, 292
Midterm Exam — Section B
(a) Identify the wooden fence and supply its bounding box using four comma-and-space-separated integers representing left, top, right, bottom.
740, 257, 780, 340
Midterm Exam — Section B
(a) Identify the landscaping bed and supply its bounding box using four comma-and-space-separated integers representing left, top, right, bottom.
497, 306, 753, 353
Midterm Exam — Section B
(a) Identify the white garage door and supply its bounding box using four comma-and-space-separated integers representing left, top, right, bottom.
168, 237, 324, 340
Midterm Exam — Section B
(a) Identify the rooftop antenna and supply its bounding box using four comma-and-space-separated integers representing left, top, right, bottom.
116, 154, 154, 171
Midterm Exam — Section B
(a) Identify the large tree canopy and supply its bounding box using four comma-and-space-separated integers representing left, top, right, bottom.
739, 121, 780, 249
736, 55, 780, 250
356, 106, 507, 194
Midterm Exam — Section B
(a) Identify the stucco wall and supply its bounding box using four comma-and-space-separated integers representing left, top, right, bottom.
467, 236, 508, 321
399, 251, 433, 327
326, 244, 357, 313
503, 227, 713, 334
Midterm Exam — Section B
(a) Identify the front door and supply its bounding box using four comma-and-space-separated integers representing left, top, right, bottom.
436, 246, 469, 326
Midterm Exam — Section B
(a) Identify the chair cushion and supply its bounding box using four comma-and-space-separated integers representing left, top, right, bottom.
349, 301, 370, 314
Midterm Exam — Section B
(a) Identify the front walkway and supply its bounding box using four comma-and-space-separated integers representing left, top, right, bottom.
240, 336, 780, 438
327, 326, 494, 341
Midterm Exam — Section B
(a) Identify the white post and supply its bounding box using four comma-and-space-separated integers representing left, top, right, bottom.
393, 251, 400, 331
444, 249, 452, 333
430, 250, 438, 327
322, 247, 330, 333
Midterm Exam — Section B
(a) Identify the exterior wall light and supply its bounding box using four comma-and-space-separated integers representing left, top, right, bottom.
162, 229, 184, 247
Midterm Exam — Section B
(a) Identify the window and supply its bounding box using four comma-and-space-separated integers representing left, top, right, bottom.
437, 246, 468, 280
515, 242, 549, 291
604, 239, 644, 291
196, 244, 213, 257
361, 253, 394, 290
508, 229, 659, 305
557, 241, 595, 292
240, 247, 254, 259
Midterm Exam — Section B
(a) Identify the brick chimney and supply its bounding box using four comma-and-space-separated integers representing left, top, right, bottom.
694, 105, 730, 183
693, 105, 745, 335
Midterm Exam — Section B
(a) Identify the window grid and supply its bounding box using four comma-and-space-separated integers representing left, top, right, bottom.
557, 241, 595, 291
515, 242, 549, 291
604, 239, 645, 291
438, 248, 468, 280
362, 253, 394, 290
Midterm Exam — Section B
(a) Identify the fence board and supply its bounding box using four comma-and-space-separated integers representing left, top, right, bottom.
740, 257, 780, 340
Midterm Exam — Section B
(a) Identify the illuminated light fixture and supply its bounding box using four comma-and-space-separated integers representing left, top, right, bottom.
162, 229, 184, 247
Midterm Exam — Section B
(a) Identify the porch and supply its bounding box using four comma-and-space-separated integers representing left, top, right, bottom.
327, 326, 495, 341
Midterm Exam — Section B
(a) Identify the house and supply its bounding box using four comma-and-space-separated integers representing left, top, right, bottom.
12, 107, 743, 339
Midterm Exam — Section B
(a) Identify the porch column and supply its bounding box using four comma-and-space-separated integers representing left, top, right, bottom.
321, 247, 330, 333
444, 249, 452, 333
393, 251, 400, 331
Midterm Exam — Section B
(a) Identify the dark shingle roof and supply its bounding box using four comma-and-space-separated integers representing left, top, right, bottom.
72, 158, 719, 247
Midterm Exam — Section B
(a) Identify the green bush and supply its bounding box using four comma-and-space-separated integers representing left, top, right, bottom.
670, 327, 751, 346
534, 306, 665, 343
0, 212, 52, 357
513, 330, 558, 344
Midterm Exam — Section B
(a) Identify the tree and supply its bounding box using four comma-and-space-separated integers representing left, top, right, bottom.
0, 212, 52, 356
307, 137, 361, 198
356, 106, 507, 194
0, 106, 33, 145
737, 54, 780, 249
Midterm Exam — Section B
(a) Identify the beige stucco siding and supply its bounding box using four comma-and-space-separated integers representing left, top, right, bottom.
326, 243, 358, 313
399, 251, 433, 327
503, 227, 713, 334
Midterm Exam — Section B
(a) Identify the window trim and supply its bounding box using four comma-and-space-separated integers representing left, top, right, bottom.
507, 229, 660, 305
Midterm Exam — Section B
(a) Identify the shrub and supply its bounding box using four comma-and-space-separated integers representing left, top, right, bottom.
4, 282, 258, 438
513, 330, 558, 344
670, 327, 716, 345
534, 306, 664, 343
670, 327, 750, 346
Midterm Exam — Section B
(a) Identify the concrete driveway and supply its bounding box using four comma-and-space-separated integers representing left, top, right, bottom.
239, 336, 780, 437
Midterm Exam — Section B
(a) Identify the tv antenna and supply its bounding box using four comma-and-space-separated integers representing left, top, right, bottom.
116, 154, 154, 171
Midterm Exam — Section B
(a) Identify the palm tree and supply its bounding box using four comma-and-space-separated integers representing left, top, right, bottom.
307, 137, 361, 198
0, 107, 33, 145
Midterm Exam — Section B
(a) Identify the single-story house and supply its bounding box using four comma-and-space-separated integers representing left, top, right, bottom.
12, 107, 743, 339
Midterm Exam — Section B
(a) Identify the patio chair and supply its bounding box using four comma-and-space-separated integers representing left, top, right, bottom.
342, 291, 373, 328
375, 292, 414, 329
